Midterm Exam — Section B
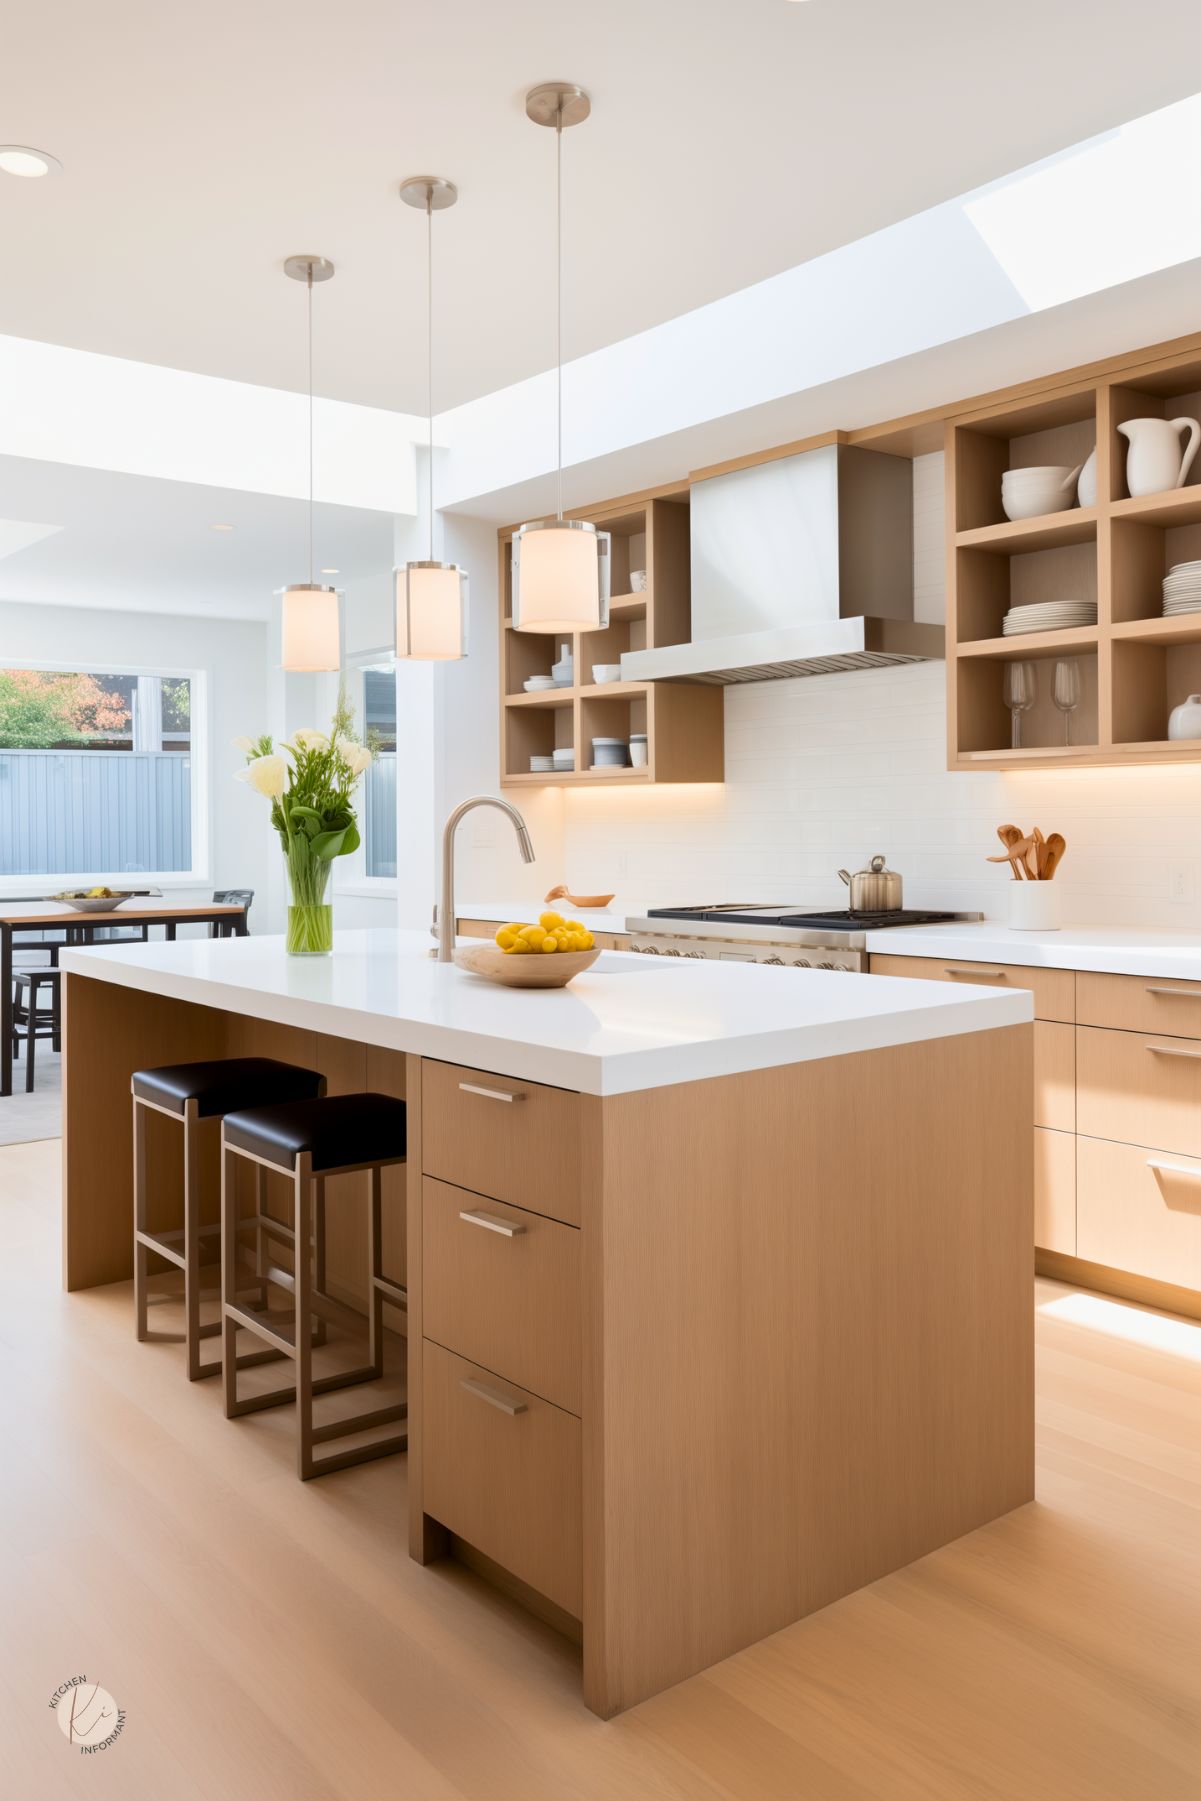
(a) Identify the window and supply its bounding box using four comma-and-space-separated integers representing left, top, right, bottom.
362, 666, 397, 880
0, 665, 200, 880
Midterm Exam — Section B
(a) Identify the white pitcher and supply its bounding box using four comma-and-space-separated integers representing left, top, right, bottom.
1118, 416, 1201, 497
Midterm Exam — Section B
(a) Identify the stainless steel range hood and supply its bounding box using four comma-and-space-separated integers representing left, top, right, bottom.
621, 444, 943, 685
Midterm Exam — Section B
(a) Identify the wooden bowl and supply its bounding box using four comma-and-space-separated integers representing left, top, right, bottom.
52, 891, 136, 911
543, 887, 616, 909
454, 943, 601, 989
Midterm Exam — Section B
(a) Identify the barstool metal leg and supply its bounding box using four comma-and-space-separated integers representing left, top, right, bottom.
183, 1098, 204, 1380
25, 975, 38, 1093
369, 1165, 384, 1380
221, 1142, 240, 1417
133, 1096, 149, 1342
295, 1154, 314, 1480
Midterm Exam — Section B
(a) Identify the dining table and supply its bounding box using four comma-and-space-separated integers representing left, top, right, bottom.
1, 898, 249, 1097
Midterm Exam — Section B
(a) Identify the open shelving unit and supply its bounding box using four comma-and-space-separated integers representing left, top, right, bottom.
498, 489, 723, 787
947, 343, 1201, 768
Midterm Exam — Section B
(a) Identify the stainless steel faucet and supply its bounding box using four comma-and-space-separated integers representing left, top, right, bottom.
438, 795, 535, 962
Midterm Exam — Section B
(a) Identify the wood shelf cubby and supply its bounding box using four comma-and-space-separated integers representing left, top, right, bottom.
498, 489, 723, 787
948, 341, 1201, 768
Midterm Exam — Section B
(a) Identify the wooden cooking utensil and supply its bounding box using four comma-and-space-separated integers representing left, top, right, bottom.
1042, 833, 1066, 880
993, 824, 1022, 882
1028, 827, 1046, 881
544, 884, 616, 909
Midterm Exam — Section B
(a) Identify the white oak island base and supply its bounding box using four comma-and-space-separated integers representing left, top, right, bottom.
61, 965, 1032, 1718
409, 1024, 1034, 1716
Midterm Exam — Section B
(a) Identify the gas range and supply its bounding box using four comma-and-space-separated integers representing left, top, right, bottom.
622, 905, 979, 972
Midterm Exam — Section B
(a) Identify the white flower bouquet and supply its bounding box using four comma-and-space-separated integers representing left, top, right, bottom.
235, 697, 374, 955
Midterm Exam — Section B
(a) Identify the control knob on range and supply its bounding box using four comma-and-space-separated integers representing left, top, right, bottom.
763, 955, 785, 966
818, 961, 836, 970
791, 957, 812, 968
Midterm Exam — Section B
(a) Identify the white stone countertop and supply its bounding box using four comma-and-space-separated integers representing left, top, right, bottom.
863, 922, 1201, 981
60, 927, 1031, 1097
456, 899, 641, 936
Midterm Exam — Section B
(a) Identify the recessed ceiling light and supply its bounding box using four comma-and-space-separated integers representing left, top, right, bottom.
0, 145, 63, 178
212, 522, 235, 532
320, 566, 339, 575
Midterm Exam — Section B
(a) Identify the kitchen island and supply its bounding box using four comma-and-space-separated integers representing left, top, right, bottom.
60, 929, 1034, 1715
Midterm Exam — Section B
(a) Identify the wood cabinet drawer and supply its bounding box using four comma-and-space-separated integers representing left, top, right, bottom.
1035, 1127, 1075, 1255
869, 953, 1074, 1022
421, 1058, 582, 1226
1077, 970, 1201, 1039
1076, 1026, 1201, 1158
1034, 1022, 1074, 1132
422, 1178, 580, 1414
422, 1339, 582, 1617
1077, 1135, 1201, 1289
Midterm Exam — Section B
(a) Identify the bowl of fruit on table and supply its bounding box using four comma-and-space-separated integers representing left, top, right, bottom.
51, 886, 137, 912
453, 912, 600, 989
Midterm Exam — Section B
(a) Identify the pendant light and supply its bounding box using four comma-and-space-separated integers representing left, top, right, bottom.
280, 254, 341, 672
395, 177, 468, 661
512, 83, 609, 634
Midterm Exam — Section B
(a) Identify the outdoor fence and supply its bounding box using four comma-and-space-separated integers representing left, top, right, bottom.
0, 749, 192, 875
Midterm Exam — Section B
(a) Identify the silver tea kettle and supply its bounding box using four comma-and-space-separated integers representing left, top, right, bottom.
838, 853, 902, 913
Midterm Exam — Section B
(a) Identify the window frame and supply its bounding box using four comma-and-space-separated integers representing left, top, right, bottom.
330, 650, 398, 899
0, 656, 209, 895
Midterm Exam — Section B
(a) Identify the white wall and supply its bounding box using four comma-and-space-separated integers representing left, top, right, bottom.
558, 454, 1201, 928
0, 598, 276, 929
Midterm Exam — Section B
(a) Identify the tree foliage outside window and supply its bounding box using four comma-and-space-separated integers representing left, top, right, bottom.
0, 669, 132, 748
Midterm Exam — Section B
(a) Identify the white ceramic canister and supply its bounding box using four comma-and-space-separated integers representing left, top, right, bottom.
1168, 693, 1201, 741
1009, 882, 1060, 931
629, 732, 648, 768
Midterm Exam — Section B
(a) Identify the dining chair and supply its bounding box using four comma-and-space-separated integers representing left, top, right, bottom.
210, 889, 254, 937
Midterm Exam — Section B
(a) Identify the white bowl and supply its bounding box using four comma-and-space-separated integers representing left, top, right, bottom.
591, 664, 622, 684
629, 569, 647, 593
524, 675, 556, 692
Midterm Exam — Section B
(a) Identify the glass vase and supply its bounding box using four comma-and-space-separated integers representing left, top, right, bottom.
284, 849, 334, 956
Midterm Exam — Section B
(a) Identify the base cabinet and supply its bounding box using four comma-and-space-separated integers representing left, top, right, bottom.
1077, 1136, 1201, 1289
1035, 1127, 1076, 1256
871, 953, 1201, 1301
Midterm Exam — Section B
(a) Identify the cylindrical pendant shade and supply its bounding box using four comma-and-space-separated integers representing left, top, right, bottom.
279, 584, 341, 671
395, 561, 469, 661
513, 519, 609, 632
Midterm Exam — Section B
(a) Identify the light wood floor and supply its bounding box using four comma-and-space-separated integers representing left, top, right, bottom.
1, 1138, 1197, 1800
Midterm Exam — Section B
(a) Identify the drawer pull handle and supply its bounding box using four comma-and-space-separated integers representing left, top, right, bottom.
944, 966, 1008, 980
1145, 985, 1201, 999
458, 1081, 524, 1104
1146, 1043, 1201, 1061
459, 1207, 526, 1238
1146, 1158, 1201, 1181
460, 1376, 528, 1416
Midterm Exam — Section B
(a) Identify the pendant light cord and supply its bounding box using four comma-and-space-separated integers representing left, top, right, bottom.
307, 267, 314, 585
428, 192, 435, 560
556, 108, 563, 523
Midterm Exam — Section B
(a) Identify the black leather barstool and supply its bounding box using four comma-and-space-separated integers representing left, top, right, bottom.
220, 1092, 408, 1480
131, 1058, 325, 1380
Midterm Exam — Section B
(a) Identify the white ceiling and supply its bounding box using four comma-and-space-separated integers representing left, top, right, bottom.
4, 0, 1201, 413
0, 458, 393, 620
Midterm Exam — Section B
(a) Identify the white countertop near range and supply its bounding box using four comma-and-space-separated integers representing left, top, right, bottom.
864, 922, 1201, 980
61, 926, 1031, 1097
456, 898, 639, 935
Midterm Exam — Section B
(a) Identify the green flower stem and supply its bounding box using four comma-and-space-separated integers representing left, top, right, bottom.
284, 846, 334, 956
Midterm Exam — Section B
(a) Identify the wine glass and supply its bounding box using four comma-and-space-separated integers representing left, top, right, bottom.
1002, 660, 1038, 750
1052, 658, 1081, 745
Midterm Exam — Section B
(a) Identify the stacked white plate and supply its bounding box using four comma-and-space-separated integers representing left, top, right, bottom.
1001, 599, 1097, 635
1163, 559, 1201, 615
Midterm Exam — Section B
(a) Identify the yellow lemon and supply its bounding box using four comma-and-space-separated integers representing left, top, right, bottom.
495, 928, 517, 950
519, 924, 546, 947
539, 910, 565, 930
566, 919, 583, 932
540, 936, 559, 953
508, 937, 529, 953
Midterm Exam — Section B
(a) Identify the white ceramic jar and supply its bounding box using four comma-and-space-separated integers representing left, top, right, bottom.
1168, 693, 1201, 741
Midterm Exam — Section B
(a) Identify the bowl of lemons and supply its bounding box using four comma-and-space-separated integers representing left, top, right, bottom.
453, 911, 600, 989
52, 886, 136, 912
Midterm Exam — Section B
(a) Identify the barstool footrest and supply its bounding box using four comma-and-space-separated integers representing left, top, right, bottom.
223, 1301, 297, 1354
310, 1402, 408, 1446
371, 1272, 408, 1310
305, 1433, 408, 1478
223, 1360, 383, 1417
